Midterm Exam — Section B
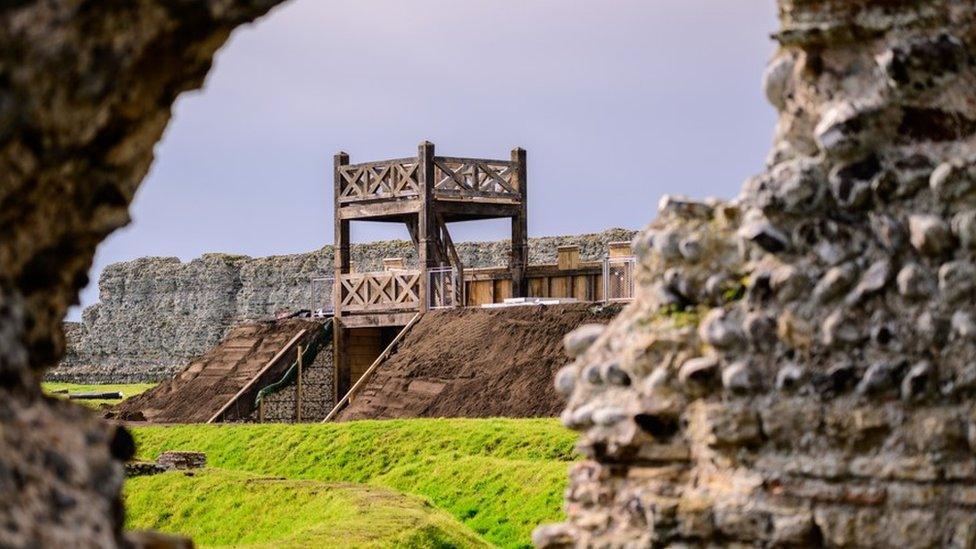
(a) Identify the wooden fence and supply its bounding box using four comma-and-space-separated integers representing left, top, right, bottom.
338, 270, 421, 312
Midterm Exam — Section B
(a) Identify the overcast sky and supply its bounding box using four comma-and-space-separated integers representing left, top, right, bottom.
70, 0, 778, 320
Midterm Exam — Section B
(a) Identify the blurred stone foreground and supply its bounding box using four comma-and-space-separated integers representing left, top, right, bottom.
1, 0, 975, 547
0, 2, 286, 547
534, 0, 976, 547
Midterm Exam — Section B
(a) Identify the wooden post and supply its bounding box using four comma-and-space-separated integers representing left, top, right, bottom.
510, 147, 528, 298
417, 141, 435, 313
335, 319, 350, 400
258, 399, 265, 423
332, 316, 341, 404
296, 344, 304, 422
334, 152, 350, 318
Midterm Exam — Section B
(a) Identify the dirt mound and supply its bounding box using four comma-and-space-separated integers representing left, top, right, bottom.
112, 319, 322, 423
338, 303, 620, 421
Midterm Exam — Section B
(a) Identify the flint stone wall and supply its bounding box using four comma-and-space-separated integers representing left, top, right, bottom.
0, 2, 288, 547
51, 229, 635, 383
535, 1, 976, 547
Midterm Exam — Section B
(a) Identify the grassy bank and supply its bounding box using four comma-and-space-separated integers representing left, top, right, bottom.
127, 469, 489, 548
43, 382, 155, 408
131, 418, 577, 548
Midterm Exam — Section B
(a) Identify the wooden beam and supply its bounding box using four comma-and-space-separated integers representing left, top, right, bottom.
337, 200, 421, 220
434, 156, 517, 167
463, 262, 600, 279
339, 312, 419, 328
334, 152, 350, 318
405, 218, 419, 246
418, 141, 435, 313
433, 200, 520, 220
511, 147, 528, 298
296, 344, 303, 422
331, 316, 340, 404
342, 156, 417, 169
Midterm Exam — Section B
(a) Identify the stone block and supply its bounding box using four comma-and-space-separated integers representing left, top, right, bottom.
713, 502, 770, 542
760, 398, 822, 447
688, 402, 762, 448
156, 451, 206, 471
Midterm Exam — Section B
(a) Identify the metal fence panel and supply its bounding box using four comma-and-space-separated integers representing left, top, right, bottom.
428, 267, 460, 309
310, 277, 334, 317
603, 257, 636, 302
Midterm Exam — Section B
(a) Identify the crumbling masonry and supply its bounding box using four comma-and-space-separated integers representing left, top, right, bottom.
535, 1, 976, 547
0, 2, 286, 546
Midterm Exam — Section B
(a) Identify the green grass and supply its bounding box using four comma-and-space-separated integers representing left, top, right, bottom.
131, 418, 577, 548
126, 469, 489, 548
43, 382, 156, 408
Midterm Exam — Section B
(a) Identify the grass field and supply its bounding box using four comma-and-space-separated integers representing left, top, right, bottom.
127, 470, 489, 548
130, 418, 577, 548
43, 382, 155, 408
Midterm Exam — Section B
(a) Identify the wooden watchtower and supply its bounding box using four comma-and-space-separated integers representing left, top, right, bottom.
333, 141, 527, 326
331, 141, 527, 396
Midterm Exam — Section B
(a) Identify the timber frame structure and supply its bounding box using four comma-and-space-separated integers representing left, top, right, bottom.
333, 141, 528, 328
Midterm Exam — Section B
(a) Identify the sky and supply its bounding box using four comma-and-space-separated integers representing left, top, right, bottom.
69, 0, 778, 320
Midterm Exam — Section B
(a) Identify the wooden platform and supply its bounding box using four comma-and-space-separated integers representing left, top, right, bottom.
333, 141, 528, 325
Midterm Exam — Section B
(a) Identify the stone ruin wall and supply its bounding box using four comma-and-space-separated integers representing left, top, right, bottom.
534, 1, 976, 547
51, 229, 635, 383
0, 2, 290, 547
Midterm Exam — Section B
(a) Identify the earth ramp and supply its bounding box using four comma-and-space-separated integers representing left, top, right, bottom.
113, 319, 327, 423
337, 303, 620, 421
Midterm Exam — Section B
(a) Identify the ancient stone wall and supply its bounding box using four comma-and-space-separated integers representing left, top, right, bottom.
50, 229, 634, 383
535, 1, 976, 547
0, 2, 289, 547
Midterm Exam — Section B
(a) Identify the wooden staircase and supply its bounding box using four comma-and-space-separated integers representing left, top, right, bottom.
112, 319, 324, 423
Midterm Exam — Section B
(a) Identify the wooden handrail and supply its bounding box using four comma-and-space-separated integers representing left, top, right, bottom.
322, 313, 421, 422
206, 328, 308, 424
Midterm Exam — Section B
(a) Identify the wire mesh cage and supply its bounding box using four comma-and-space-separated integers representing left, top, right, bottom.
310, 277, 334, 317
603, 256, 636, 302
428, 267, 460, 309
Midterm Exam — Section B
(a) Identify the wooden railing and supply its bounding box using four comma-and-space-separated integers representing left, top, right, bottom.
339, 270, 421, 312
336, 154, 521, 204
337, 157, 421, 203
432, 157, 520, 201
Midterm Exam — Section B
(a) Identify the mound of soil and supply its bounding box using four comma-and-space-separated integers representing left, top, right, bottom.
112, 319, 321, 423
338, 303, 620, 421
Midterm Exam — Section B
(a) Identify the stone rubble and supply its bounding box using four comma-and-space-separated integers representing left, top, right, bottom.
536, 0, 976, 546
155, 451, 206, 471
